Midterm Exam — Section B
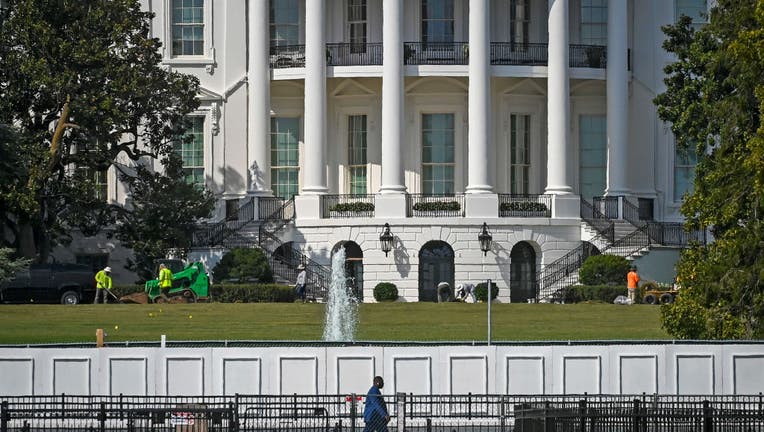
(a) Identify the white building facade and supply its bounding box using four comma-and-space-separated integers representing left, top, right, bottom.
81, 0, 709, 301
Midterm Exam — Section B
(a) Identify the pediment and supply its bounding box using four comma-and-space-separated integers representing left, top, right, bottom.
501, 78, 546, 96
571, 80, 606, 97
197, 86, 223, 101
331, 79, 377, 97
271, 81, 305, 98
406, 77, 468, 95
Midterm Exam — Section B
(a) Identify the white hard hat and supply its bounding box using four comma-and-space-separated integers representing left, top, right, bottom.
104, 267, 112, 273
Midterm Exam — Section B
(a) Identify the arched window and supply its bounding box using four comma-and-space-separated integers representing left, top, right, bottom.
418, 241, 454, 302
331, 241, 364, 301
510, 242, 536, 303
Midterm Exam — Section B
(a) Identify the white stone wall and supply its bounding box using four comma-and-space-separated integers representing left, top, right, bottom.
1, 343, 763, 396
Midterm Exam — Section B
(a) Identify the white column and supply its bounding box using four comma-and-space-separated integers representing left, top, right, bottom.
302, 0, 328, 194
247, 0, 271, 194
605, 0, 629, 196
545, 0, 573, 195
466, 0, 492, 193
380, 0, 406, 194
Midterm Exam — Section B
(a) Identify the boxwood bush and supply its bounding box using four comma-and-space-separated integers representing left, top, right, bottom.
578, 254, 630, 286
374, 282, 398, 302
474, 282, 499, 302
210, 283, 295, 303
329, 202, 375, 212
499, 201, 548, 212
213, 248, 273, 283
563, 284, 644, 304
412, 201, 461, 211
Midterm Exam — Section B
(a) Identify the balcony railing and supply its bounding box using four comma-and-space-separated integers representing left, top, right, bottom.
326, 43, 382, 66
498, 194, 552, 217
404, 42, 469, 65
270, 45, 305, 68
321, 194, 376, 218
490, 42, 548, 65
407, 194, 465, 217
271, 43, 620, 70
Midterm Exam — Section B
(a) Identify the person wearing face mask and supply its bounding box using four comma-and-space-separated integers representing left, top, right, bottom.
363, 376, 390, 432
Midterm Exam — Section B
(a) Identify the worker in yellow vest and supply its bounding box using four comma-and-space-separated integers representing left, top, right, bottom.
94, 267, 112, 304
158, 263, 173, 298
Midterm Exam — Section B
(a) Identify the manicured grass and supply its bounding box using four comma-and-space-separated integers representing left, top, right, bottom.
0, 303, 669, 344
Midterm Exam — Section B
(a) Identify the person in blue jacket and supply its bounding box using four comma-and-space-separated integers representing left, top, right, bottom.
363, 376, 390, 432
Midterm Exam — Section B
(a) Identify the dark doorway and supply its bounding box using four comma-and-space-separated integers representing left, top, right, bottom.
331, 241, 364, 301
418, 241, 455, 302
510, 242, 536, 303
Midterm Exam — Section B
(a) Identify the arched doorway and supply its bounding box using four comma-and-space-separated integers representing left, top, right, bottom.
331, 241, 363, 301
273, 242, 298, 266
510, 242, 536, 303
418, 241, 454, 302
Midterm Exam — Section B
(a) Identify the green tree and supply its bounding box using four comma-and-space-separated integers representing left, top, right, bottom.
0, 0, 206, 262
213, 248, 274, 283
654, 0, 764, 338
0, 248, 31, 283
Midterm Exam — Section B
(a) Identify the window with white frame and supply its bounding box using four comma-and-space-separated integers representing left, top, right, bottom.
76, 165, 108, 202
675, 0, 707, 29
174, 116, 205, 188
347, 115, 367, 195
674, 144, 700, 201
347, 0, 367, 54
270, 117, 300, 200
171, 0, 204, 56
270, 0, 299, 48
581, 0, 607, 46
510, 0, 530, 46
578, 115, 607, 200
422, 113, 455, 195
421, 0, 454, 46
510, 114, 531, 195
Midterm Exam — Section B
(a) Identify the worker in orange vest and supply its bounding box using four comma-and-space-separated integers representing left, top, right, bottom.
627, 266, 640, 304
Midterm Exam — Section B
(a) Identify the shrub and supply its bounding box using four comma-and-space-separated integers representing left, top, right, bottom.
474, 282, 499, 302
329, 202, 375, 212
578, 255, 630, 286
563, 284, 635, 303
213, 248, 273, 283
210, 283, 295, 303
412, 201, 461, 211
374, 282, 398, 302
499, 201, 548, 213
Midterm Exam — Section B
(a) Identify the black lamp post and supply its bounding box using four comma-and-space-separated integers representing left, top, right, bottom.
379, 223, 394, 257
478, 222, 492, 256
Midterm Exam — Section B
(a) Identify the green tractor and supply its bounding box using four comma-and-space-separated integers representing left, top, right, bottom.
144, 260, 211, 303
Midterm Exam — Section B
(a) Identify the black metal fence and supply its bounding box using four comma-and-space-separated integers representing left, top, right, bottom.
404, 41, 469, 65
270, 44, 305, 68
407, 194, 465, 217
3, 394, 763, 432
321, 194, 376, 219
326, 43, 383, 66
491, 42, 548, 66
498, 194, 552, 217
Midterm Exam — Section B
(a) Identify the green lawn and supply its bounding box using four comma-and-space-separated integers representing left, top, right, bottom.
0, 303, 669, 344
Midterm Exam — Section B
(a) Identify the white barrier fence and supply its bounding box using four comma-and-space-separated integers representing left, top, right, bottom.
1, 343, 763, 396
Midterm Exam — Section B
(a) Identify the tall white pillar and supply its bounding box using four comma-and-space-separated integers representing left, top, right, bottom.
247, 0, 271, 194
605, 0, 629, 196
380, 0, 406, 194
466, 0, 492, 193
545, 0, 573, 195
302, 0, 328, 194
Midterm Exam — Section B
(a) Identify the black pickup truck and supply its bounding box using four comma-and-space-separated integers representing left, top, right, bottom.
0, 263, 96, 305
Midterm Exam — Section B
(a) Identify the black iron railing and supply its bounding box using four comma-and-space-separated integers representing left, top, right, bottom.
321, 194, 375, 218
191, 197, 255, 248
593, 195, 620, 220
490, 42, 548, 65
498, 194, 552, 217
648, 222, 707, 246
407, 194, 465, 217
3, 394, 763, 432
270, 44, 305, 68
404, 41, 469, 65
326, 42, 383, 66
580, 198, 615, 240
569, 44, 607, 68
257, 196, 287, 220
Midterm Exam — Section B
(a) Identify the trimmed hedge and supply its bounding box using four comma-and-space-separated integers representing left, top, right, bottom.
563, 284, 644, 304
374, 282, 399, 302
329, 202, 375, 212
578, 254, 630, 286
412, 201, 461, 211
499, 201, 548, 212
211, 283, 295, 303
213, 248, 274, 283
475, 282, 499, 302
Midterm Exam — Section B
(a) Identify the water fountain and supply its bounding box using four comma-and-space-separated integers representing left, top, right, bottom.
322, 246, 358, 341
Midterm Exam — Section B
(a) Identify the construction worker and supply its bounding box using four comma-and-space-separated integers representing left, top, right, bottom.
627, 266, 640, 304
158, 263, 173, 298
94, 267, 112, 304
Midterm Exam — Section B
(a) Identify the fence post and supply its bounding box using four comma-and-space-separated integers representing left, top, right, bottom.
702, 400, 713, 432
1, 400, 9, 432
499, 395, 506, 432
230, 400, 239, 432
632, 399, 640, 432
578, 399, 587, 432
350, 393, 357, 432
99, 402, 106, 432
396, 392, 407, 432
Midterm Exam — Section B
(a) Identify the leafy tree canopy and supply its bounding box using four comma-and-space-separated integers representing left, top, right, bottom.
655, 0, 764, 339
0, 0, 212, 266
